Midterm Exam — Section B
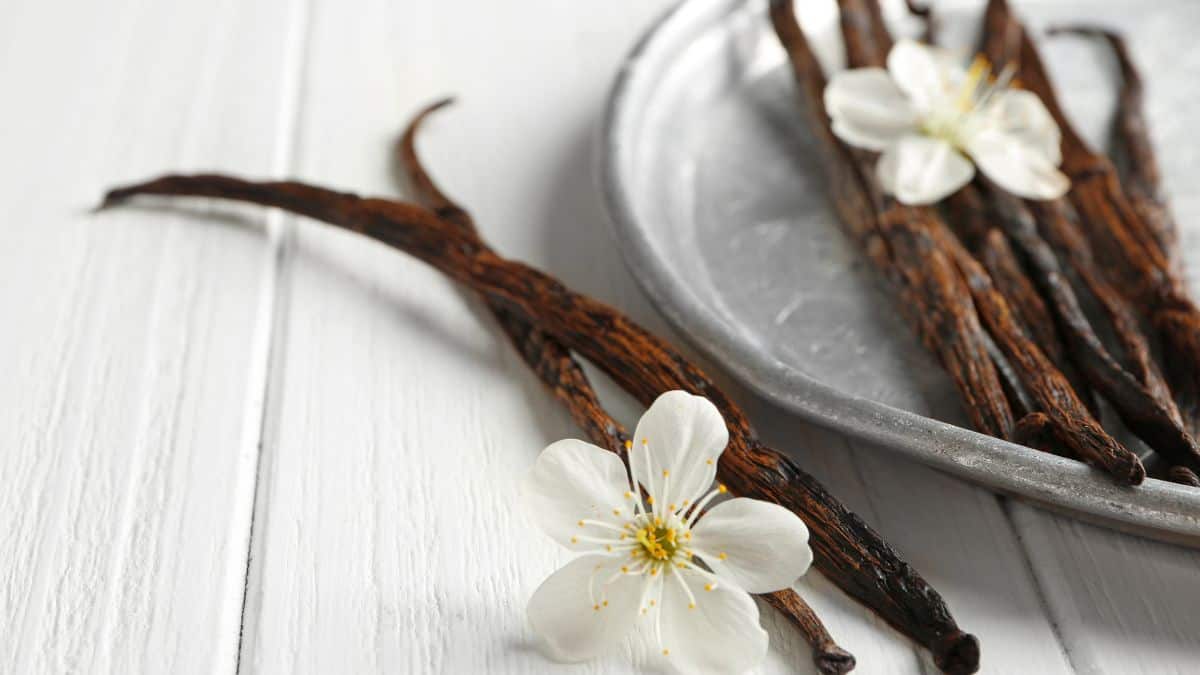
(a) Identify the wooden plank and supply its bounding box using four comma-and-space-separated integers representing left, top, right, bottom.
0, 0, 298, 672
1012, 505, 1200, 674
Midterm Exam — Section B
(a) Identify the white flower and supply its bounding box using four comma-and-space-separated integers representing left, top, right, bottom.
521, 390, 813, 675
824, 38, 1069, 205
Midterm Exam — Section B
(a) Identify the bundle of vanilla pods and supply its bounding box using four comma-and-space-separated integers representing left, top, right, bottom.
770, 0, 1200, 488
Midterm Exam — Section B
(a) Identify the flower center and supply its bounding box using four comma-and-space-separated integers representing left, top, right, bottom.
921, 54, 1015, 150
636, 523, 679, 561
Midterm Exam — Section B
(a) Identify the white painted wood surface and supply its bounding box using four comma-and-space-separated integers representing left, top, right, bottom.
1, 0, 1197, 673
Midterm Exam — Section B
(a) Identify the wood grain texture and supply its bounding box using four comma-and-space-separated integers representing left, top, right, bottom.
1013, 503, 1200, 675
0, 0, 298, 672
5, 0, 1200, 673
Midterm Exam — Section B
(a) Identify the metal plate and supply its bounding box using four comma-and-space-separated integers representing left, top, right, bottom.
601, 0, 1200, 544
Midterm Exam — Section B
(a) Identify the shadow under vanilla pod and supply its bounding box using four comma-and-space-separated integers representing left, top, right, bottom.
97, 124, 981, 674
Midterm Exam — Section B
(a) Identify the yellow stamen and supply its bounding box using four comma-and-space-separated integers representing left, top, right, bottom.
958, 55, 990, 111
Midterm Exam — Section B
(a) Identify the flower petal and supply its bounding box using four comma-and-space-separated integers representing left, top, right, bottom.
521, 439, 632, 547
824, 68, 920, 151
877, 135, 975, 205
966, 129, 1070, 201
690, 498, 813, 593
982, 89, 1062, 164
887, 39, 962, 112
528, 554, 642, 661
631, 391, 728, 512
655, 566, 768, 674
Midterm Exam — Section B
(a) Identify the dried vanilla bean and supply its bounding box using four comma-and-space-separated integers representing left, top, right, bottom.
1045, 25, 1180, 275
1167, 466, 1200, 488
762, 592, 857, 675
100, 173, 979, 672
902, 0, 936, 43
937, 226, 1141, 479
396, 101, 854, 673
979, 0, 1200, 471
985, 1, 1200, 450
1042, 24, 1198, 435
1013, 412, 1071, 458
986, 330, 1036, 418
397, 98, 628, 456
830, 0, 1143, 482
976, 230, 1073, 392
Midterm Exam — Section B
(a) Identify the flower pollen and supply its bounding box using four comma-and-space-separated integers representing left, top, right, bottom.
636, 523, 679, 561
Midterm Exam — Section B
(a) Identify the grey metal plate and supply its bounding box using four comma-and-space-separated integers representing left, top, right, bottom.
601, 0, 1200, 545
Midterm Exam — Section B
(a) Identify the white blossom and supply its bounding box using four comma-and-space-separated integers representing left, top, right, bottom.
825, 39, 1069, 205
521, 391, 813, 674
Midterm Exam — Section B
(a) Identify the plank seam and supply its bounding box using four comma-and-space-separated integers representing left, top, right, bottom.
1001, 499, 1080, 674
231, 0, 314, 671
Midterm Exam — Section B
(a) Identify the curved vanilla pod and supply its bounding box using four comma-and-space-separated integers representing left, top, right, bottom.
100, 172, 979, 673
395, 100, 854, 674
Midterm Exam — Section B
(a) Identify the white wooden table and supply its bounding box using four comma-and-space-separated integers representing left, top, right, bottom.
3, 0, 1198, 673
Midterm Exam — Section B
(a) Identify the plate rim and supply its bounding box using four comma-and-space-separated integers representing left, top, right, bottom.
598, 0, 1200, 545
